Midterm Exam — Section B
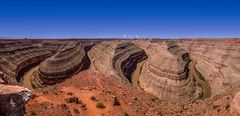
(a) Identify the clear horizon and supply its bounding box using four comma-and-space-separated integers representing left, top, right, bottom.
1, 0, 240, 38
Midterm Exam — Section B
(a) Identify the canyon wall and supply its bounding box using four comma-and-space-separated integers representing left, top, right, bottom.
88, 41, 119, 77
176, 39, 240, 95
112, 42, 148, 82
38, 42, 90, 84
138, 41, 199, 103
0, 42, 53, 84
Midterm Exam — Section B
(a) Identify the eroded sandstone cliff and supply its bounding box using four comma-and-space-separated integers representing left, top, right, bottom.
138, 41, 199, 103
113, 42, 148, 82
0, 84, 32, 116
38, 42, 90, 85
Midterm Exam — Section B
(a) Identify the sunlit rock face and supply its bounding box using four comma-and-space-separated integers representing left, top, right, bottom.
112, 42, 148, 82
0, 84, 32, 116
88, 41, 119, 77
38, 42, 89, 85
88, 41, 148, 83
139, 42, 199, 103
177, 39, 240, 95
0, 41, 53, 84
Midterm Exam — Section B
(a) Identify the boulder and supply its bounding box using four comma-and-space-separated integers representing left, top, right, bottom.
0, 84, 32, 116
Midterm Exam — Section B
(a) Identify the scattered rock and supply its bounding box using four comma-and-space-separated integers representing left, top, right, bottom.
64, 97, 81, 104
90, 96, 96, 101
67, 92, 73, 96
73, 108, 80, 114
134, 97, 138, 101
113, 97, 121, 106
80, 104, 87, 110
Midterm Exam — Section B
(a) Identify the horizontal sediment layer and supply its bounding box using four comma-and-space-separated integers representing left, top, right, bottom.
38, 43, 90, 84
139, 42, 198, 103
88, 42, 118, 76
0, 44, 53, 84
113, 42, 148, 82
39, 44, 86, 75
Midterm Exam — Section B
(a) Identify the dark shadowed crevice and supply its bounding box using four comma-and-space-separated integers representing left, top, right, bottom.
112, 42, 148, 84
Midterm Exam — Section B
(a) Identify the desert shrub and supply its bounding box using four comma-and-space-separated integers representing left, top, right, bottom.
96, 103, 105, 109
65, 97, 80, 104
225, 104, 230, 111
213, 105, 220, 110
68, 110, 72, 116
90, 96, 96, 101
30, 111, 37, 116
113, 98, 121, 106
124, 112, 129, 116
67, 92, 73, 96
61, 103, 68, 110
73, 108, 80, 114
175, 109, 183, 113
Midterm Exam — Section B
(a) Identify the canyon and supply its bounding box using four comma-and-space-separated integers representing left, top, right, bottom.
0, 38, 240, 115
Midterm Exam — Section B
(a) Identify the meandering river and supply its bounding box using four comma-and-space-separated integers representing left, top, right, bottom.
21, 65, 39, 92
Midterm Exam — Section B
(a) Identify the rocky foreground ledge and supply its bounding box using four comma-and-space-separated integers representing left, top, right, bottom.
0, 84, 32, 116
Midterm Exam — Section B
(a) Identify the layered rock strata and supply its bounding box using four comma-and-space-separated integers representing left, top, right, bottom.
176, 39, 240, 95
0, 42, 53, 84
38, 43, 89, 84
0, 84, 31, 116
112, 42, 147, 82
41, 40, 72, 52
88, 41, 120, 77
167, 42, 190, 67
139, 42, 198, 103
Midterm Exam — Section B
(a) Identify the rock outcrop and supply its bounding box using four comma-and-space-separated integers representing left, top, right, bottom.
112, 42, 148, 82
38, 43, 90, 84
0, 84, 32, 116
0, 42, 53, 84
88, 41, 119, 77
139, 42, 199, 103
176, 39, 240, 95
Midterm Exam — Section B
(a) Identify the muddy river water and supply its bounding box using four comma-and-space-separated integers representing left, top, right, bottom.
189, 61, 211, 99
131, 60, 146, 88
21, 65, 39, 92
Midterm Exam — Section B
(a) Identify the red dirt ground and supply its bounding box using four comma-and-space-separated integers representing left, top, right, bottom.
25, 70, 233, 116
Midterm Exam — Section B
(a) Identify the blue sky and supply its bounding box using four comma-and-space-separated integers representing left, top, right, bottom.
0, 0, 240, 38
